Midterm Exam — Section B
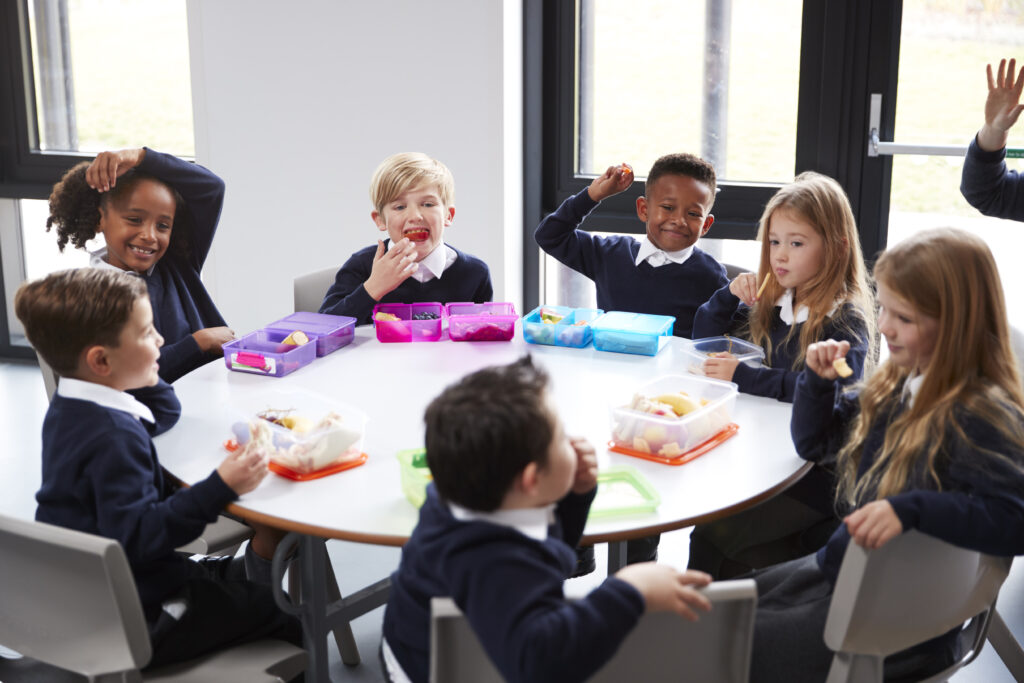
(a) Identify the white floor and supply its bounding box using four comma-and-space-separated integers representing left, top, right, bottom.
0, 359, 1020, 682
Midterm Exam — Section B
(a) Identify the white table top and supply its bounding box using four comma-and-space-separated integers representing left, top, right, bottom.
154, 324, 809, 546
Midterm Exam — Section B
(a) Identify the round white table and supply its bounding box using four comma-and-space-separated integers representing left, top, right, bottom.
154, 324, 809, 681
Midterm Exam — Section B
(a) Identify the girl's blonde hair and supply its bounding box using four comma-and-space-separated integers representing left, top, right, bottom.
836, 228, 1024, 505
747, 172, 874, 368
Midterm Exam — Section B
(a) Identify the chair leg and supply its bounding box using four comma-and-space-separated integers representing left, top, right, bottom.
826, 652, 883, 683
988, 610, 1024, 681
322, 549, 362, 666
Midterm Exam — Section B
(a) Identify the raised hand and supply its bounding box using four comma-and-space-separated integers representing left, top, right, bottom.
805, 339, 851, 380
979, 58, 1024, 152
364, 238, 418, 300
570, 436, 598, 494
729, 272, 760, 305
587, 163, 635, 202
86, 148, 146, 192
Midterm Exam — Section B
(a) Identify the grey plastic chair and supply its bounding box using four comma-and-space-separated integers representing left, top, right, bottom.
722, 262, 751, 280
293, 266, 337, 313
0, 513, 305, 682
429, 579, 757, 683
823, 529, 1010, 683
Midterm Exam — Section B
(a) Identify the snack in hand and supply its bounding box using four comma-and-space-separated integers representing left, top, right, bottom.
756, 272, 771, 299
619, 162, 634, 177
832, 356, 853, 378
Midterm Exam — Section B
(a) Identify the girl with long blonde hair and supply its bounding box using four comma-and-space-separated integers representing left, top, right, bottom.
751, 228, 1024, 683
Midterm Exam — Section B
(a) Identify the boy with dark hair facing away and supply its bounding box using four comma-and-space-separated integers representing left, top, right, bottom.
16, 268, 301, 670
536, 153, 728, 566
320, 152, 492, 324
381, 356, 712, 683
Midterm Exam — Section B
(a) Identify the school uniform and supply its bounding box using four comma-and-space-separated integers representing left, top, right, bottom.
35, 378, 300, 668
534, 188, 728, 338
749, 369, 1024, 683
320, 241, 492, 324
382, 485, 644, 683
960, 136, 1024, 221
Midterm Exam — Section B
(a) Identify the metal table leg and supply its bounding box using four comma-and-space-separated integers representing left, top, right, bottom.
607, 540, 628, 574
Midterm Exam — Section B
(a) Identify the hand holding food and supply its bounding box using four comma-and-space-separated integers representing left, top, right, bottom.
365, 238, 418, 300
587, 162, 635, 202
728, 272, 760, 305
805, 339, 851, 380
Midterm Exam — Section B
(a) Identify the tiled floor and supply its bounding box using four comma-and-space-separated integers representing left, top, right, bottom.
0, 359, 1020, 681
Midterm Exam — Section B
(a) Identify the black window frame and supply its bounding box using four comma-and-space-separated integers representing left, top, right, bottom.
522, 0, 902, 311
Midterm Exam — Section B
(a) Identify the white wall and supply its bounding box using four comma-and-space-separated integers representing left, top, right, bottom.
186, 0, 523, 333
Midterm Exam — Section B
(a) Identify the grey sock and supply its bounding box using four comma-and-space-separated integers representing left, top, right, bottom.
244, 542, 275, 586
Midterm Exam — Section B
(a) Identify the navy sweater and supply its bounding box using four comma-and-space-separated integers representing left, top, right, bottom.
535, 189, 728, 338
960, 136, 1024, 221
319, 242, 493, 324
383, 485, 645, 683
693, 284, 869, 402
790, 369, 1024, 585
35, 381, 237, 618
135, 149, 228, 383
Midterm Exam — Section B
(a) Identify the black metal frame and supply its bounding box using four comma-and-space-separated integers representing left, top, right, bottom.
522, 0, 902, 311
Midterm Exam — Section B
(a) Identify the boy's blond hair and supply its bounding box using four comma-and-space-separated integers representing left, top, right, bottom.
15, 268, 147, 376
369, 152, 455, 215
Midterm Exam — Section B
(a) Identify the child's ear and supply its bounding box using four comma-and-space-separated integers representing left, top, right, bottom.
518, 461, 541, 497
83, 344, 113, 378
445, 206, 455, 226
700, 214, 715, 236
371, 211, 387, 232
636, 196, 649, 223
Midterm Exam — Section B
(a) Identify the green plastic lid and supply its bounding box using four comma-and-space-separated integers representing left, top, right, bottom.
588, 465, 661, 519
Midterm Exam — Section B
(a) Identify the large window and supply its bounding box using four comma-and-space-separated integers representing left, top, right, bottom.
0, 0, 193, 357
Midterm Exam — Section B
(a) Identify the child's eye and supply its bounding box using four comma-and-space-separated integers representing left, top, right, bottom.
791, 241, 803, 248
424, 202, 436, 208
688, 212, 702, 219
126, 216, 142, 224
661, 205, 674, 211
898, 315, 912, 324
157, 223, 171, 231
768, 239, 780, 246
393, 204, 405, 211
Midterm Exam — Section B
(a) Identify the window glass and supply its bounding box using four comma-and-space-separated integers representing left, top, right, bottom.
889, 1, 1024, 326
578, 0, 802, 183
21, 198, 90, 283
27, 0, 194, 156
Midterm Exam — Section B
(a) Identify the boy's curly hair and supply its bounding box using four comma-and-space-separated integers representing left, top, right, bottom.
47, 161, 191, 259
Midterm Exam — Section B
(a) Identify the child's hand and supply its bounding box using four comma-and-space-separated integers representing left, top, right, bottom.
193, 326, 235, 353
805, 339, 850, 380
729, 272, 760, 305
587, 164, 634, 202
615, 564, 712, 621
364, 239, 418, 301
702, 355, 740, 382
979, 58, 1024, 152
86, 148, 146, 192
570, 436, 598, 494
217, 443, 270, 495
845, 500, 903, 550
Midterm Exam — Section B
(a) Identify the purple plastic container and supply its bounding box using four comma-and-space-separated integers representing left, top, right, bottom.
222, 329, 318, 377
266, 312, 357, 356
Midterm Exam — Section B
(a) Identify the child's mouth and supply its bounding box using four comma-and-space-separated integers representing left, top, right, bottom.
128, 244, 157, 257
404, 229, 430, 242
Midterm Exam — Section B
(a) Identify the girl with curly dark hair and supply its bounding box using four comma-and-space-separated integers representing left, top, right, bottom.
47, 147, 234, 383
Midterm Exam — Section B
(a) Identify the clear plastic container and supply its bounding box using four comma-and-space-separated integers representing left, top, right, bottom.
590, 311, 675, 356
222, 329, 318, 377
396, 448, 432, 508
522, 305, 604, 348
683, 336, 765, 376
265, 312, 357, 356
372, 302, 445, 342
445, 302, 518, 341
609, 374, 737, 462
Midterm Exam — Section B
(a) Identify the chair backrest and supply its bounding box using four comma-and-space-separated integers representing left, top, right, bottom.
293, 267, 337, 313
824, 530, 1010, 682
0, 513, 151, 677
722, 262, 751, 280
429, 579, 757, 683
33, 348, 59, 402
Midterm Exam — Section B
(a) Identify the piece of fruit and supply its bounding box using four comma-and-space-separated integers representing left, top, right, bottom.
619, 162, 634, 176
654, 392, 701, 416
539, 307, 564, 324
833, 357, 853, 378
374, 311, 401, 322
282, 330, 309, 345
279, 415, 314, 432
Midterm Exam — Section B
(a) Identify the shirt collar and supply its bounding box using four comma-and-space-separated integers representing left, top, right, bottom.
901, 372, 925, 408
447, 501, 556, 542
634, 236, 694, 268
56, 377, 155, 423
388, 242, 456, 283
89, 247, 154, 277
776, 289, 840, 326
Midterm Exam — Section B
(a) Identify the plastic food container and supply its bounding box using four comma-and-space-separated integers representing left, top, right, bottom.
265, 312, 357, 357
522, 305, 604, 348
445, 302, 518, 342
397, 447, 432, 508
683, 336, 765, 376
372, 303, 444, 342
222, 329, 318, 377
609, 374, 738, 464
590, 311, 675, 356
588, 466, 661, 519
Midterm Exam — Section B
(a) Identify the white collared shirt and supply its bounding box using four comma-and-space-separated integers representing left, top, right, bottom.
776, 289, 840, 326
388, 242, 457, 283
56, 377, 155, 423
447, 501, 556, 542
901, 372, 925, 409
634, 237, 694, 268
89, 247, 154, 277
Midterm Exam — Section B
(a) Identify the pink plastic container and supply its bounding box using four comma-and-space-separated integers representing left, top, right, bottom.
445, 302, 518, 342
372, 303, 444, 343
